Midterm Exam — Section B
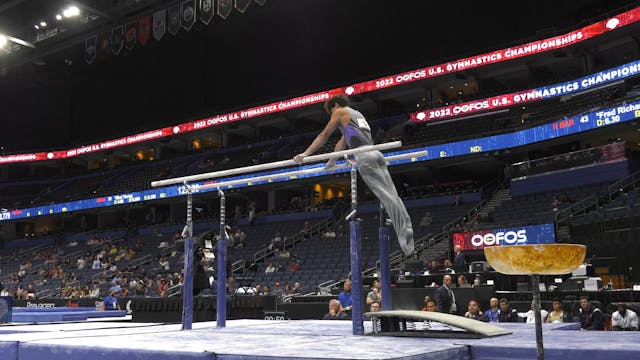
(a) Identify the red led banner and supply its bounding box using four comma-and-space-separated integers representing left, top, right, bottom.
2, 7, 639, 164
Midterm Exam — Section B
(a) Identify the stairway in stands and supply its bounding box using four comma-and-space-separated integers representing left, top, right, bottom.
477, 188, 512, 220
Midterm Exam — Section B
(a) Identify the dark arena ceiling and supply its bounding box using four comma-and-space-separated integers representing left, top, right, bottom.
0, 0, 638, 152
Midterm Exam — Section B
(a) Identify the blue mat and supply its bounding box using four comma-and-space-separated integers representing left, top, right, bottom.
1, 319, 639, 360
11, 310, 126, 323
13, 307, 100, 313
0, 342, 17, 359
18, 344, 216, 360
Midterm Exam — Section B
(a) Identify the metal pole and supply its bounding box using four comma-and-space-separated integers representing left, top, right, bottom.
181, 185, 194, 330
152, 142, 402, 187
217, 190, 227, 328
378, 204, 392, 311
348, 160, 364, 335
531, 274, 544, 360
195, 151, 428, 192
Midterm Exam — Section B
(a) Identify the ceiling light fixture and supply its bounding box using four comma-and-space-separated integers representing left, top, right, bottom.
63, 6, 80, 18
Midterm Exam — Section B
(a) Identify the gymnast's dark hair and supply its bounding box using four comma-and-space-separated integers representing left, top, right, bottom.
324, 94, 350, 114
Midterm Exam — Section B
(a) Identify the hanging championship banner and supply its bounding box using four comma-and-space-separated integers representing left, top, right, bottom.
97, 32, 110, 61
153, 9, 167, 41
124, 21, 137, 50
254, 0, 266, 6
218, 0, 232, 19
110, 25, 124, 55
199, 0, 214, 24
182, 0, 196, 31
138, 16, 151, 45
235, 0, 250, 13
85, 35, 97, 64
168, 5, 182, 35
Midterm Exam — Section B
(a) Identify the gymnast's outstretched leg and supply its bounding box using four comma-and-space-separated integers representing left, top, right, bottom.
356, 150, 414, 256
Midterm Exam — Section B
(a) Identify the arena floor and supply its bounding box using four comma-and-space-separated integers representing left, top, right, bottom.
1, 316, 640, 360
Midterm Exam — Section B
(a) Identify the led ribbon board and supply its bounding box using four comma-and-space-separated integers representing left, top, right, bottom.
1, 7, 639, 164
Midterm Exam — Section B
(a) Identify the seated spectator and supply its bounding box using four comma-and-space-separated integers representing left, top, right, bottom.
77, 257, 86, 270
226, 276, 235, 296
579, 295, 604, 331
264, 263, 275, 275
103, 291, 120, 310
457, 275, 470, 287
233, 228, 246, 248
301, 221, 311, 239
274, 262, 284, 272
421, 298, 437, 312
26, 284, 36, 299
559, 192, 572, 204
134, 284, 147, 296
472, 274, 482, 287
34, 277, 46, 287
443, 259, 455, 274
289, 258, 300, 272
109, 281, 122, 294
254, 284, 263, 296
15, 286, 26, 300
90, 284, 100, 298
125, 248, 136, 261
364, 300, 382, 320
269, 232, 282, 250
156, 278, 169, 294
518, 301, 548, 324
321, 227, 336, 239
426, 260, 441, 274
272, 282, 285, 299
465, 299, 483, 320
546, 298, 570, 323
159, 257, 170, 271
248, 202, 256, 225
498, 298, 519, 323
338, 279, 353, 317
420, 295, 432, 311
551, 195, 562, 211
611, 303, 638, 331
367, 280, 382, 306
452, 195, 461, 207
481, 297, 500, 322
370, 300, 381, 313
419, 212, 433, 230
91, 258, 102, 270
290, 282, 303, 295
323, 299, 350, 320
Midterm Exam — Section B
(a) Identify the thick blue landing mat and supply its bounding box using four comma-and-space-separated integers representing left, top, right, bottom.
1, 319, 639, 360
11, 309, 127, 323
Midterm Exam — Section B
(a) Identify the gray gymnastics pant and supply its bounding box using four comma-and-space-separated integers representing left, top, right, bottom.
355, 150, 415, 256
